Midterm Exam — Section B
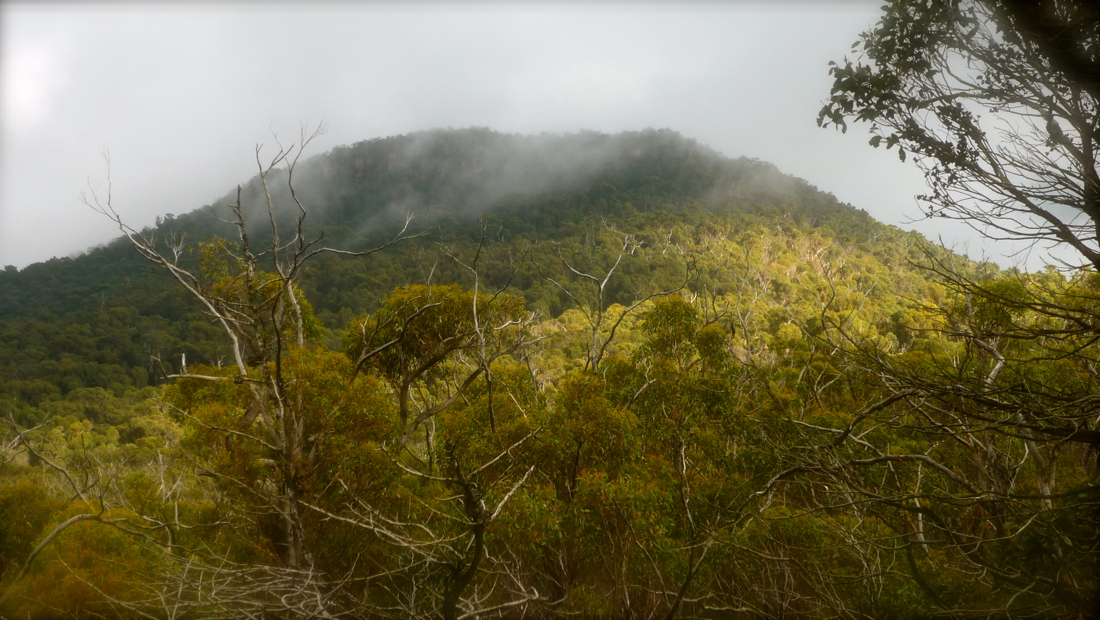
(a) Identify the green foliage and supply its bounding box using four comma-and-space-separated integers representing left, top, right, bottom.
4, 128, 1095, 618
0, 481, 57, 581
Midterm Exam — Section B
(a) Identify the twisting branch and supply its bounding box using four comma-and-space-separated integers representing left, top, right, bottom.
543, 233, 689, 371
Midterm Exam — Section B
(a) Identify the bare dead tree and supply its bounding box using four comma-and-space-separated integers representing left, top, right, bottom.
70, 125, 435, 616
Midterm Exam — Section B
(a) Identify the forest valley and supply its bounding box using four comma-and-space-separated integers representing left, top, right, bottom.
1, 2, 1099, 618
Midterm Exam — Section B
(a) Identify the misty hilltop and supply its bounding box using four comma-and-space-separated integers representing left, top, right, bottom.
185, 127, 873, 245
1, 128, 942, 326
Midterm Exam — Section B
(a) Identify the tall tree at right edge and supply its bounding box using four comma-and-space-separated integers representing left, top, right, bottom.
812, 1, 1100, 616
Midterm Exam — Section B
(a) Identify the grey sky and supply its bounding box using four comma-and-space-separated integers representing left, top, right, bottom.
1, 2, 993, 270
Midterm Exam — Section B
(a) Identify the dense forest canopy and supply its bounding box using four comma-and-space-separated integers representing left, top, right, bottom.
2, 2, 1099, 612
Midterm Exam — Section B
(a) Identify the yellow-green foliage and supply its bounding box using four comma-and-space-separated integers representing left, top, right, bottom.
3, 254, 1097, 619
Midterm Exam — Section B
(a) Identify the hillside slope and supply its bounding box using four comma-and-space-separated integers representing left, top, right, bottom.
0, 128, 968, 404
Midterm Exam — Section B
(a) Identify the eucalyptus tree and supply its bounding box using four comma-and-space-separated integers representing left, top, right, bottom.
814, 2, 1100, 616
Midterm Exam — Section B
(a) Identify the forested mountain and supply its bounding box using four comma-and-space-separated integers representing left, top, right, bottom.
1, 128, 1095, 619
0, 128, 929, 407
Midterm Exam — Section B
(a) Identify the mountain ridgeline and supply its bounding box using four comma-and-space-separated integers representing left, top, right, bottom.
220, 126, 869, 242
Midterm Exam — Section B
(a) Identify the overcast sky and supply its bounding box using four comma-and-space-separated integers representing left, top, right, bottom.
1, 2, 1001, 270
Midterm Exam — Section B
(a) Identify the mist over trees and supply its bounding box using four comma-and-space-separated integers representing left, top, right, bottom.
2, 1, 1098, 617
